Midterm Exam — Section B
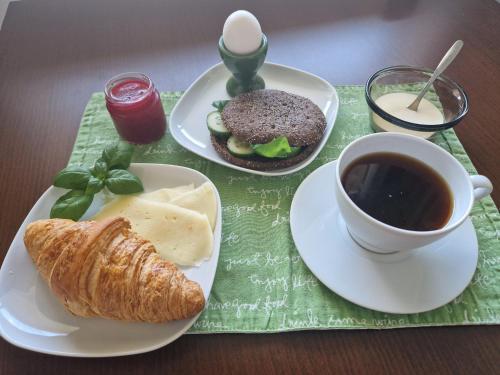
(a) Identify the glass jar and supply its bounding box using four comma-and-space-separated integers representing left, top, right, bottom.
365, 66, 468, 139
105, 72, 166, 144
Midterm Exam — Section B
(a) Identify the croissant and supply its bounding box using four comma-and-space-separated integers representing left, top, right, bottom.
24, 217, 205, 323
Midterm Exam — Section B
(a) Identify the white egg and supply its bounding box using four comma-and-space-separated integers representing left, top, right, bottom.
222, 10, 263, 55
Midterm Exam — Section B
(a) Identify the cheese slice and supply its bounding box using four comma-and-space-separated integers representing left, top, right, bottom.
93, 196, 212, 266
143, 182, 217, 230
141, 184, 194, 202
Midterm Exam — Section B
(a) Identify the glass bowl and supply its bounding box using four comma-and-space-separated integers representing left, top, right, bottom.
365, 66, 468, 137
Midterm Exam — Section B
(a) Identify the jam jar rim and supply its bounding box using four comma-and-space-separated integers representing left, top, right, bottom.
104, 72, 155, 104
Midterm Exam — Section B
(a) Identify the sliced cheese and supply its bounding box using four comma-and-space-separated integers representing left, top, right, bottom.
93, 196, 212, 266
143, 182, 217, 230
141, 184, 194, 202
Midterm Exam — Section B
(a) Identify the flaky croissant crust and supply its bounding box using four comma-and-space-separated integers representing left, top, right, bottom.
24, 217, 205, 323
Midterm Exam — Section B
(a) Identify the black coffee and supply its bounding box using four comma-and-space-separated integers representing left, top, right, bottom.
341, 152, 453, 231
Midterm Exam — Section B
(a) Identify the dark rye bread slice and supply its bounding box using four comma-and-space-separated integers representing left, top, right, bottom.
221, 89, 326, 146
211, 135, 316, 171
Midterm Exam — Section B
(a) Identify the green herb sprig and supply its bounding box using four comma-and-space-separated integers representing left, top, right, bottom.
50, 141, 143, 221
212, 100, 230, 112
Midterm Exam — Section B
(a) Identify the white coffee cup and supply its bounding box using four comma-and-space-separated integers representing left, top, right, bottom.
334, 132, 493, 253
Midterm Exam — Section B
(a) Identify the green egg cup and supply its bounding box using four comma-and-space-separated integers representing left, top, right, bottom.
218, 34, 268, 97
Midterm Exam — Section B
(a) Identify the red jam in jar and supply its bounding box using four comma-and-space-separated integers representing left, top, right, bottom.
105, 73, 166, 144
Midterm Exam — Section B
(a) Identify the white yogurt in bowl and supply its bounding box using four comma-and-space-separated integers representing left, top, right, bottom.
365, 66, 469, 139
372, 92, 444, 139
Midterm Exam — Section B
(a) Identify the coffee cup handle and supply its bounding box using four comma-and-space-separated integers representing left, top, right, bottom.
470, 175, 493, 201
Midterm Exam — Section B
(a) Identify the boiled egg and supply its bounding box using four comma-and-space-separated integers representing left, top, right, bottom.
222, 10, 263, 55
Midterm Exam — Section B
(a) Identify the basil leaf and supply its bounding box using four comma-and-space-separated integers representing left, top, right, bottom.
85, 176, 104, 195
102, 141, 134, 170
50, 190, 93, 221
252, 136, 296, 158
212, 100, 230, 112
53, 166, 91, 189
105, 169, 143, 194
91, 157, 108, 179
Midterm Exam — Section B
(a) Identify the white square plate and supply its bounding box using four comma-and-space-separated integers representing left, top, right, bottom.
0, 164, 221, 357
169, 62, 339, 176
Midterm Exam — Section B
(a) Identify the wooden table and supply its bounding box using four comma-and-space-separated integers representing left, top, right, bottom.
1, 0, 499, 373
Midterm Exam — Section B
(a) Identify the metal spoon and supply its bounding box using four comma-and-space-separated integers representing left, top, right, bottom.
407, 40, 463, 111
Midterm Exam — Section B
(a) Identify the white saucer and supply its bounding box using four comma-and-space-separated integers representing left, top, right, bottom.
290, 161, 478, 314
169, 62, 339, 176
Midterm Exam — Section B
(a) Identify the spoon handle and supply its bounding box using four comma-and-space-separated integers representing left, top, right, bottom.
433, 40, 464, 78
408, 40, 463, 111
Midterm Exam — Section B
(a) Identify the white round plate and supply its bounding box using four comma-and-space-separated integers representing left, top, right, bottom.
169, 62, 339, 176
290, 161, 478, 314
0, 164, 222, 357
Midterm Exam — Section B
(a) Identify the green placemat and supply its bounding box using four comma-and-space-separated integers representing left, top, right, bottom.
69, 86, 500, 332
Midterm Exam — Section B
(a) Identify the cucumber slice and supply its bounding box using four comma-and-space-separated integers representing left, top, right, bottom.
207, 111, 230, 138
227, 136, 255, 158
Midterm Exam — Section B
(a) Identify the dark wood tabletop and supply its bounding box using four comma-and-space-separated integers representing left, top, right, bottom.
1, 0, 499, 373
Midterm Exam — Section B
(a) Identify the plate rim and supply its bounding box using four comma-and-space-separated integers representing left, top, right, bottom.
169, 61, 339, 176
290, 160, 479, 314
0, 163, 222, 357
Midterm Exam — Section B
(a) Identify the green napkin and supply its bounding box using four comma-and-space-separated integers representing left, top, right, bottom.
69, 87, 500, 332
